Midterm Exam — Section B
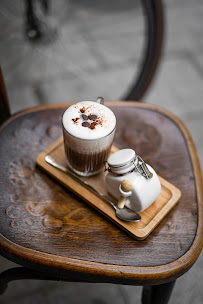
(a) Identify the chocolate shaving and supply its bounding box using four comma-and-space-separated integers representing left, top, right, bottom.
72, 117, 80, 124
80, 107, 86, 113
89, 121, 98, 129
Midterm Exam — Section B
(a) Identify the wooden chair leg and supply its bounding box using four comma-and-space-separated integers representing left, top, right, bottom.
142, 280, 176, 304
0, 266, 97, 295
0, 267, 62, 295
0, 280, 8, 295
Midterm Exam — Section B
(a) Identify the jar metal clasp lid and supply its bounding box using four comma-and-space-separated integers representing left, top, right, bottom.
135, 155, 153, 179
105, 154, 153, 179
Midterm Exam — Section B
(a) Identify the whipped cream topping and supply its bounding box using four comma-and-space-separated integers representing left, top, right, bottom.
62, 101, 116, 140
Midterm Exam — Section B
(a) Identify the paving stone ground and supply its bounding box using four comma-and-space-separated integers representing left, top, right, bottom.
0, 0, 203, 303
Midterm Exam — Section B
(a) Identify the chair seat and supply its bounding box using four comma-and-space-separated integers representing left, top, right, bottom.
0, 102, 202, 285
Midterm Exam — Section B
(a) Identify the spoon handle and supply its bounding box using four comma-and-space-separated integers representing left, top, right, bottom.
45, 155, 117, 210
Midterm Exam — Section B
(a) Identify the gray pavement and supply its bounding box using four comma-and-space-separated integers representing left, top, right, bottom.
0, 0, 203, 303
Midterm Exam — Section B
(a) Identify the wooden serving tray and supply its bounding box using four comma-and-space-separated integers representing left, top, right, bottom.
36, 137, 181, 240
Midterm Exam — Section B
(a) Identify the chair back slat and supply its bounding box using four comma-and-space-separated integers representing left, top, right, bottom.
0, 66, 11, 126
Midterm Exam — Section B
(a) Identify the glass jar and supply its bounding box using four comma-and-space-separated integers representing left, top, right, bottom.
105, 149, 161, 212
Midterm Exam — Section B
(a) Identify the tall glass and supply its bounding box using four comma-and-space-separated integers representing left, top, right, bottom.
62, 99, 116, 177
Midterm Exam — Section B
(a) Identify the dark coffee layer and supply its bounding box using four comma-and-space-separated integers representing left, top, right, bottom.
64, 142, 111, 174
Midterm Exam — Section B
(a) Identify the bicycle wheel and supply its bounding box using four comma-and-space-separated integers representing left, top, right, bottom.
124, 0, 164, 101
17, 1, 164, 106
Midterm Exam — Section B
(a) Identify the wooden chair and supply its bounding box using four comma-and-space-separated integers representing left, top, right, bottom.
0, 67, 202, 304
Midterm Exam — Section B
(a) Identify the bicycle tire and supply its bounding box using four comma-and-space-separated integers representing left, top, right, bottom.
123, 0, 164, 101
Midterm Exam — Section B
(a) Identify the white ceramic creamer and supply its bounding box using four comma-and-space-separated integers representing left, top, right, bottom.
105, 149, 161, 212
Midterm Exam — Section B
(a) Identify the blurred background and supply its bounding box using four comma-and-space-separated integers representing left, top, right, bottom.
0, 0, 203, 303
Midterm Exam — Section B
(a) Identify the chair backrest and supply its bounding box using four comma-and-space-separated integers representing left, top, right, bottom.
0, 66, 10, 126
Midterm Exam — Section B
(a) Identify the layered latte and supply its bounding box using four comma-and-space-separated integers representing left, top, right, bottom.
62, 101, 116, 176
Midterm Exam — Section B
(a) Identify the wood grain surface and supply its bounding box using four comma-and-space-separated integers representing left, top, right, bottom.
36, 137, 181, 240
0, 102, 202, 285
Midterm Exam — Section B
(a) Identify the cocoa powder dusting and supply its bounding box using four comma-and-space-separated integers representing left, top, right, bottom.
97, 118, 103, 126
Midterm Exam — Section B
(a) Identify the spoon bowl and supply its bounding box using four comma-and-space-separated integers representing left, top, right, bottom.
116, 208, 141, 222
102, 195, 141, 222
